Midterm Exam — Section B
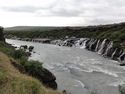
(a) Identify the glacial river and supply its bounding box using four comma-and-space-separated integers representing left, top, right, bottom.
6, 39, 125, 94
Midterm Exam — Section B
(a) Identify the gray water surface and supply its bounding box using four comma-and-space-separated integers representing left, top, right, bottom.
6, 39, 125, 94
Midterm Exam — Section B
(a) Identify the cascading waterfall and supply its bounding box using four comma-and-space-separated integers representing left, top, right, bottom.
51, 38, 125, 63
111, 48, 117, 59
118, 52, 125, 61
98, 39, 107, 54
81, 39, 88, 49
95, 40, 100, 52
119, 50, 123, 56
75, 38, 86, 47
84, 38, 125, 63
90, 39, 97, 50
85, 38, 124, 62
89, 39, 95, 50
74, 40, 80, 47
103, 41, 113, 56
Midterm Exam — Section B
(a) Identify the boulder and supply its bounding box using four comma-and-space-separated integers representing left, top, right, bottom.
20, 45, 28, 49
38, 68, 57, 89
29, 46, 34, 52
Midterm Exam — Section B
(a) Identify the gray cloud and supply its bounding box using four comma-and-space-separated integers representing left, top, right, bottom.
0, 0, 125, 25
0, 5, 55, 13
1, 6, 40, 12
1, 0, 125, 17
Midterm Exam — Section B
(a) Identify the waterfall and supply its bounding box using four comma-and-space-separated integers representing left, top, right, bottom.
74, 40, 80, 47
95, 40, 100, 52
119, 50, 123, 56
63, 40, 67, 46
103, 41, 113, 56
118, 52, 125, 61
111, 48, 117, 59
80, 39, 88, 49
51, 38, 125, 64
98, 39, 107, 54
75, 38, 86, 47
89, 39, 95, 50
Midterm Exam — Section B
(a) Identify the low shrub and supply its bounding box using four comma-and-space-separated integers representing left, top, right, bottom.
22, 60, 43, 75
10, 49, 28, 59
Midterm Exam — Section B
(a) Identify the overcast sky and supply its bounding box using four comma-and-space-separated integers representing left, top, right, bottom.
0, 0, 125, 27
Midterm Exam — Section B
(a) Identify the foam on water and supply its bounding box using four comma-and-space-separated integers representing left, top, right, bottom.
74, 79, 85, 88
109, 78, 125, 87
93, 69, 118, 77
86, 64, 119, 77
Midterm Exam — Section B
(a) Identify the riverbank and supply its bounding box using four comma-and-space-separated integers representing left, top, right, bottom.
0, 51, 61, 94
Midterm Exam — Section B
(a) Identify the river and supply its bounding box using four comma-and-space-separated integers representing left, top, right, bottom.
6, 39, 125, 94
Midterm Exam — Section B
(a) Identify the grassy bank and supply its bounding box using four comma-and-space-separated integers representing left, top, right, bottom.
0, 42, 61, 94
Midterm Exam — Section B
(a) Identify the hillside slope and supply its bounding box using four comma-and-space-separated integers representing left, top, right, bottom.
0, 52, 61, 94
5, 26, 63, 32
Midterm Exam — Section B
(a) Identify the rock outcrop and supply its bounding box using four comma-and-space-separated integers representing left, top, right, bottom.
40, 68, 57, 89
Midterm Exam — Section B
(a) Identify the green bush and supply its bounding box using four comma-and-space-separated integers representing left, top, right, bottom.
11, 49, 27, 59
22, 60, 43, 76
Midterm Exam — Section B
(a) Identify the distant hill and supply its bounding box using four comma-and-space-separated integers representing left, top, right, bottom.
4, 22, 125, 32
4, 22, 125, 42
4, 26, 64, 32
